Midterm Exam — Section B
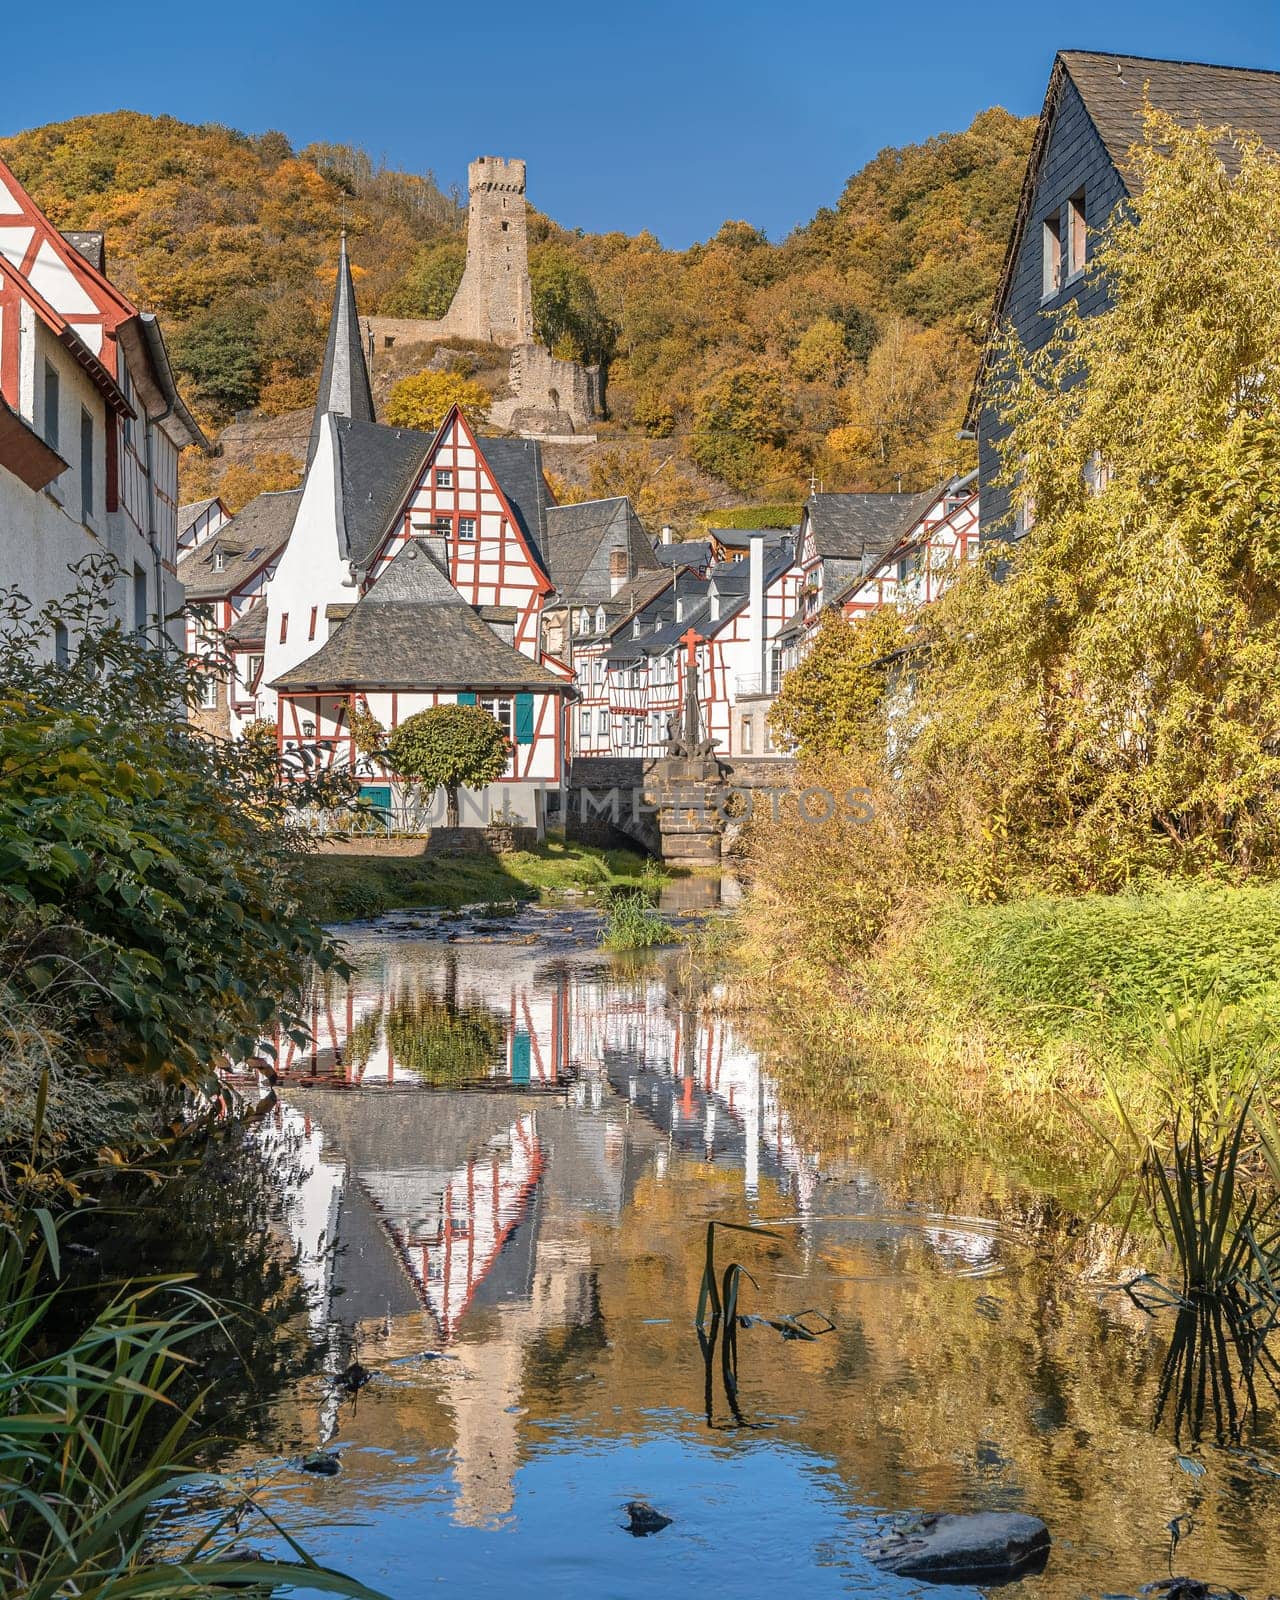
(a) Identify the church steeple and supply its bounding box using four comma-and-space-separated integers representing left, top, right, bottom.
307, 230, 375, 465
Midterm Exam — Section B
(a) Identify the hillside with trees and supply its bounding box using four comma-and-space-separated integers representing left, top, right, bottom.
0, 108, 1033, 508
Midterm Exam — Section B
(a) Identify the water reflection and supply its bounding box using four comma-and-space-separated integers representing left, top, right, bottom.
231, 910, 1280, 1598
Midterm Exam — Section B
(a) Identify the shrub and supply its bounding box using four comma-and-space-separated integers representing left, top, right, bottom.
386, 703, 510, 826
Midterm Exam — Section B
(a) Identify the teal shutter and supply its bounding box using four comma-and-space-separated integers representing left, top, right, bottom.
511, 1030, 531, 1085
515, 692, 534, 745
457, 691, 476, 706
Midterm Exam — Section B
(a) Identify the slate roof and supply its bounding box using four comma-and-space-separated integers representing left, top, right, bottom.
226, 598, 268, 644
542, 497, 658, 599
569, 569, 673, 638
1062, 52, 1280, 180
271, 541, 568, 694
655, 539, 711, 570
177, 497, 221, 537
332, 416, 435, 568
477, 435, 552, 576
307, 233, 376, 466
805, 486, 941, 564
178, 490, 300, 599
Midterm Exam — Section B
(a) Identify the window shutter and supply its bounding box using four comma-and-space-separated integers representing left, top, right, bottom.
457, 691, 476, 705
515, 693, 534, 745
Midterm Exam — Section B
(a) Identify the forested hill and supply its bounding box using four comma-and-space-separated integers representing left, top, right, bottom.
0, 108, 1034, 508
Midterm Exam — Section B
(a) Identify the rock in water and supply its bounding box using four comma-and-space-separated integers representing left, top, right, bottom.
301, 1452, 341, 1476
623, 1501, 672, 1536
869, 1512, 1050, 1582
1138, 1583, 1246, 1600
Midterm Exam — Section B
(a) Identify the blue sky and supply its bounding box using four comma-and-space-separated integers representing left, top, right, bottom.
5, 1, 1276, 246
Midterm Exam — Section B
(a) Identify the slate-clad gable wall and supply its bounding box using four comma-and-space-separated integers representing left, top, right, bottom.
978, 74, 1127, 538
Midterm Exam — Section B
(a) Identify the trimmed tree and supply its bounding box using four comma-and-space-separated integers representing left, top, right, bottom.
386, 704, 510, 827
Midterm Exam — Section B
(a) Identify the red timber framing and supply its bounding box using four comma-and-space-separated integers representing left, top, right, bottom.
840, 489, 979, 619
0, 158, 137, 380
365, 404, 553, 661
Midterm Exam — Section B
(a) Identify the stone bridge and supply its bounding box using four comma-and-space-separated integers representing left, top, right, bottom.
564, 755, 797, 865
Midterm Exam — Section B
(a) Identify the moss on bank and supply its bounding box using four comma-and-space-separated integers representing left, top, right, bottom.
296, 840, 661, 922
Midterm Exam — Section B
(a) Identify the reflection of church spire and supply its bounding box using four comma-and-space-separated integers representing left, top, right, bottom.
307, 230, 375, 465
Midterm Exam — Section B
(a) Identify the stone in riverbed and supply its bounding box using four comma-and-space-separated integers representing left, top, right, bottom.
301, 1451, 341, 1476
622, 1501, 672, 1536
1134, 1582, 1247, 1600
869, 1511, 1050, 1583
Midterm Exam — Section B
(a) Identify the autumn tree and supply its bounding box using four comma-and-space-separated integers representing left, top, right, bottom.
689, 364, 799, 491
899, 112, 1280, 890
173, 303, 264, 420
216, 452, 302, 512
386, 704, 511, 827
826, 317, 965, 488
530, 246, 615, 365
769, 607, 908, 757
385, 371, 492, 431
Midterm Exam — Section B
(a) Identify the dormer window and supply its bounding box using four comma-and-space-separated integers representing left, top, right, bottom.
595, 607, 606, 634
1066, 191, 1087, 279
213, 550, 226, 572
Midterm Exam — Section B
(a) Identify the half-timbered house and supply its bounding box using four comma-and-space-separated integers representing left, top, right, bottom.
968, 52, 1280, 540
177, 495, 229, 553
257, 235, 576, 823
180, 489, 300, 736
832, 472, 979, 618
0, 156, 205, 654
537, 495, 662, 671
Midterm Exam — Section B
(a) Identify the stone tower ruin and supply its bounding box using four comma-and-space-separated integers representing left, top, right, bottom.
362, 154, 603, 436
440, 157, 534, 348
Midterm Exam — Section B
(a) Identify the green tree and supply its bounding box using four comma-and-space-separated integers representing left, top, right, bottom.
770, 606, 908, 756
530, 246, 615, 365
172, 302, 264, 419
380, 240, 466, 317
385, 370, 492, 431
386, 704, 511, 827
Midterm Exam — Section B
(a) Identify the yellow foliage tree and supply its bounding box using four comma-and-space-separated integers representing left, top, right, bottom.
216, 452, 303, 512
385, 371, 492, 431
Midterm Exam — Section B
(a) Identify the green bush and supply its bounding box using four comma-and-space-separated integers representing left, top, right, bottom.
0, 564, 349, 1159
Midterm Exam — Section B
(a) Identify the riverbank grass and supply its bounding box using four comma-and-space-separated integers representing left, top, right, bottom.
298, 840, 664, 921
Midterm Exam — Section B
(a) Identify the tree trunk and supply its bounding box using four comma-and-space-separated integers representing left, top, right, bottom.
446, 784, 459, 828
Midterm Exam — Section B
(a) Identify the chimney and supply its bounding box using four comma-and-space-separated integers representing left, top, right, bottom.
609, 547, 628, 596
748, 533, 765, 691
661, 524, 674, 546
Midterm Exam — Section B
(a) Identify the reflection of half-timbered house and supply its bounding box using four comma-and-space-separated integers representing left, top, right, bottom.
258, 235, 575, 822
0, 156, 205, 653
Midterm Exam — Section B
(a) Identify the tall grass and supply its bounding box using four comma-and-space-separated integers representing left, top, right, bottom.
599, 890, 669, 951
0, 1201, 383, 1599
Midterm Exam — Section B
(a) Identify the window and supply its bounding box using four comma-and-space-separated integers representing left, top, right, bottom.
478, 696, 515, 770
598, 710, 609, 736
579, 709, 591, 739
213, 550, 226, 573
309, 605, 318, 640
242, 654, 264, 692
457, 517, 476, 541
1067, 191, 1087, 279
80, 409, 94, 523
43, 362, 59, 451
595, 607, 606, 634
742, 718, 754, 754
53, 622, 69, 668
132, 565, 147, 633
436, 468, 453, 488
768, 643, 783, 694
279, 613, 289, 644
196, 673, 219, 709
1042, 212, 1062, 298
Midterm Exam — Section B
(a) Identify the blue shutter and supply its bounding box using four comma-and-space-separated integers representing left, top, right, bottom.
511, 1030, 531, 1085
515, 693, 534, 745
457, 691, 476, 706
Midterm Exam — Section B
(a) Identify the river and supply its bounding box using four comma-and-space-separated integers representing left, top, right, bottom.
203, 900, 1280, 1597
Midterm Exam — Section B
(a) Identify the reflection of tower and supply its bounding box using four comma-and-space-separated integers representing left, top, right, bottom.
440, 157, 534, 347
